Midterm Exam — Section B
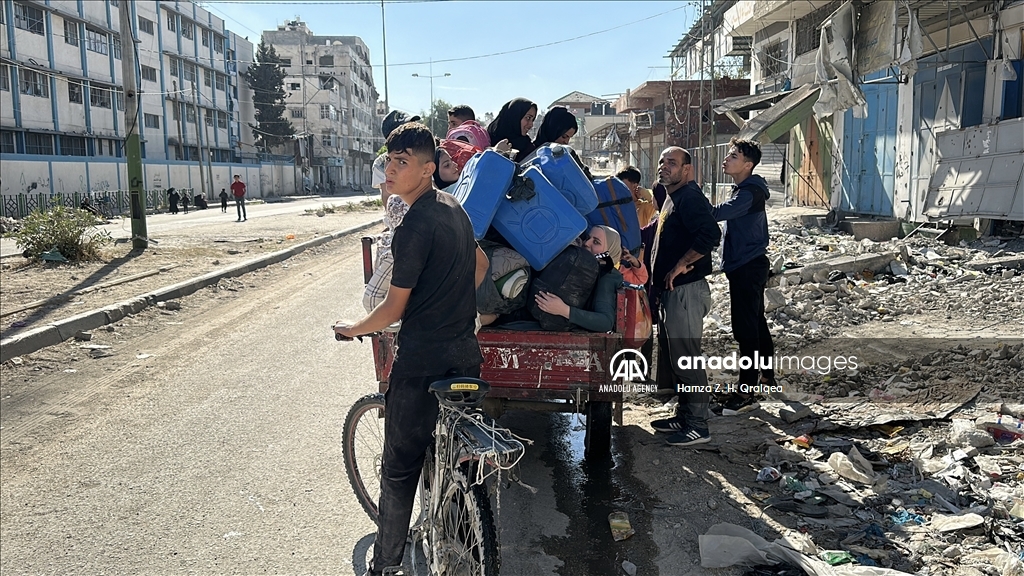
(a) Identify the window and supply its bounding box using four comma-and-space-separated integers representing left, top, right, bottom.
138, 16, 154, 35
86, 27, 108, 55
201, 29, 210, 47
280, 58, 291, 67
321, 133, 333, 148
214, 73, 226, 91
0, 131, 15, 154
170, 100, 180, 120
319, 55, 334, 67
319, 76, 334, 90
217, 111, 227, 129
65, 20, 79, 46
181, 20, 193, 40
68, 80, 83, 103
141, 65, 157, 82
168, 56, 179, 77
183, 63, 196, 82
14, 3, 44, 35
25, 133, 53, 155
290, 108, 304, 118
60, 135, 88, 156
166, 12, 176, 32
19, 69, 48, 98
90, 86, 111, 108
115, 90, 123, 110
186, 105, 196, 123
204, 68, 212, 87
112, 35, 121, 59
0, 64, 8, 91
144, 113, 160, 129
109, 0, 119, 6
760, 41, 787, 79
320, 104, 337, 120
214, 34, 224, 54
288, 82, 300, 90
205, 110, 214, 126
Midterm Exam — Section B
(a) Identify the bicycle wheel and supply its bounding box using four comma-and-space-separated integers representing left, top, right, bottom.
341, 393, 386, 522
429, 464, 500, 576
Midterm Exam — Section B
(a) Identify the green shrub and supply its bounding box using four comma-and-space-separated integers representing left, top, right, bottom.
13, 206, 112, 261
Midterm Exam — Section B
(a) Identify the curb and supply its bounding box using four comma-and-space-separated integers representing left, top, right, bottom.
0, 218, 382, 363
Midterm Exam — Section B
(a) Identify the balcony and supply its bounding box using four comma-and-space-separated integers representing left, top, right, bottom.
725, 0, 821, 35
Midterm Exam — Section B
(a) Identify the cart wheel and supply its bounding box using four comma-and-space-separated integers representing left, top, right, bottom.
584, 401, 613, 457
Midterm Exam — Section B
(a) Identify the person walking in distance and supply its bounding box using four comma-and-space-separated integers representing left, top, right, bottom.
231, 175, 247, 222
648, 147, 722, 446
219, 188, 229, 213
335, 123, 489, 576
712, 138, 775, 411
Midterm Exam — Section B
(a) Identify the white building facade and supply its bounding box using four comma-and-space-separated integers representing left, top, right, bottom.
0, 0, 302, 214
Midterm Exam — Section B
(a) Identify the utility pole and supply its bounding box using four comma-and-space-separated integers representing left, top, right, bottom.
709, 2, 718, 204
192, 82, 207, 200
380, 0, 389, 112
173, 80, 184, 161
119, 0, 147, 250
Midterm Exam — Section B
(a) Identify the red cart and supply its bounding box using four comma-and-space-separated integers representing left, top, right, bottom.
360, 237, 650, 456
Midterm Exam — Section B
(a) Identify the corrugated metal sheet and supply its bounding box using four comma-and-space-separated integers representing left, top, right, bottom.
923, 117, 1024, 220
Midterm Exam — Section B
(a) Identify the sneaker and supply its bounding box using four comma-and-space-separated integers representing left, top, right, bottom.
650, 416, 685, 433
720, 393, 760, 416
666, 427, 710, 446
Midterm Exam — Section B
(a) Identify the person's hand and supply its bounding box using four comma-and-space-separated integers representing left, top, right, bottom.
494, 139, 512, 153
664, 261, 694, 291
622, 253, 640, 269
534, 291, 570, 318
334, 322, 357, 341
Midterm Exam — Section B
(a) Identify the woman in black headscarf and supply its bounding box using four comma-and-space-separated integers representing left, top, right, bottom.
532, 105, 592, 178
487, 97, 537, 162
533, 106, 578, 148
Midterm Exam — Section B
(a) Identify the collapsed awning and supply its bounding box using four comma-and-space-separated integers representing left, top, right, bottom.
923, 117, 1024, 221
711, 91, 790, 129
737, 84, 821, 144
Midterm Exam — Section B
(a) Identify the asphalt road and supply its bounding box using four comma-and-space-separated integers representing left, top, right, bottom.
0, 234, 657, 575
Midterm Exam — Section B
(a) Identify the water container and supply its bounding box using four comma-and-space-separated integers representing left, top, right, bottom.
450, 150, 516, 239
588, 177, 642, 255
492, 166, 588, 270
524, 144, 598, 215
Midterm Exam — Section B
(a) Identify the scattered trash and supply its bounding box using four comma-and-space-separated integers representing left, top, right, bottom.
757, 467, 782, 483
929, 513, 985, 532
889, 510, 925, 526
40, 248, 68, 262
608, 511, 634, 541
827, 446, 875, 484
10, 320, 27, 328
136, 354, 153, 360
286, 233, 296, 240
819, 551, 854, 566
792, 434, 814, 449
74, 330, 93, 342
621, 559, 637, 576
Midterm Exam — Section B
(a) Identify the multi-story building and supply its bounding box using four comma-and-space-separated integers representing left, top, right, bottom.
669, 0, 1024, 224
262, 19, 379, 188
0, 0, 303, 213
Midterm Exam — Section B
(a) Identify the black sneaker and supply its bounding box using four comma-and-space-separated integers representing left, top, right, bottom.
720, 394, 760, 415
650, 417, 685, 433
666, 427, 710, 446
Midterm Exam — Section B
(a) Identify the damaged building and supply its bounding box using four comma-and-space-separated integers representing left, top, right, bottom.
670, 0, 1024, 234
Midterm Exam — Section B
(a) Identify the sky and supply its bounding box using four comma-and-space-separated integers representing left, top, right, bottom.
203, 0, 699, 119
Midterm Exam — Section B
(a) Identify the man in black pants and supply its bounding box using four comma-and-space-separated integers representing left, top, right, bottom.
335, 123, 489, 576
647, 147, 722, 446
713, 137, 775, 411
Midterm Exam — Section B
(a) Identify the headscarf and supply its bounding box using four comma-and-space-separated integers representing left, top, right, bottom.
533, 106, 578, 148
487, 97, 537, 161
593, 225, 622, 271
433, 140, 480, 189
446, 120, 490, 150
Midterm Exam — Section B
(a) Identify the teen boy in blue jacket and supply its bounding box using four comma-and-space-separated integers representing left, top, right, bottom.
712, 138, 775, 409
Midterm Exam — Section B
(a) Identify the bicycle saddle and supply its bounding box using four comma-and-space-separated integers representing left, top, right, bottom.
428, 377, 491, 408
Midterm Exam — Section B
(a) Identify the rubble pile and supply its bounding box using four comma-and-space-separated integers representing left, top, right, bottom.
701, 403, 1024, 576
1, 216, 21, 235
706, 223, 1024, 341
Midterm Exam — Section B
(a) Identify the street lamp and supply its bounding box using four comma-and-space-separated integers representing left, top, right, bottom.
411, 59, 450, 135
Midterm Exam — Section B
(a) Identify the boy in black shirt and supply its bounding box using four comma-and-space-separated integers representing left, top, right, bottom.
335, 122, 488, 576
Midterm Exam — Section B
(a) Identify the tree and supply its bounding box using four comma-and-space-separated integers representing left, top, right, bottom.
420, 98, 453, 138
244, 39, 295, 152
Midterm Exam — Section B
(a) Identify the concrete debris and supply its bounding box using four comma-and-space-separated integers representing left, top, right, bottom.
73, 330, 93, 341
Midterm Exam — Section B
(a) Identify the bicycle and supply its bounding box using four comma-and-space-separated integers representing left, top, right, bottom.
336, 331, 528, 576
